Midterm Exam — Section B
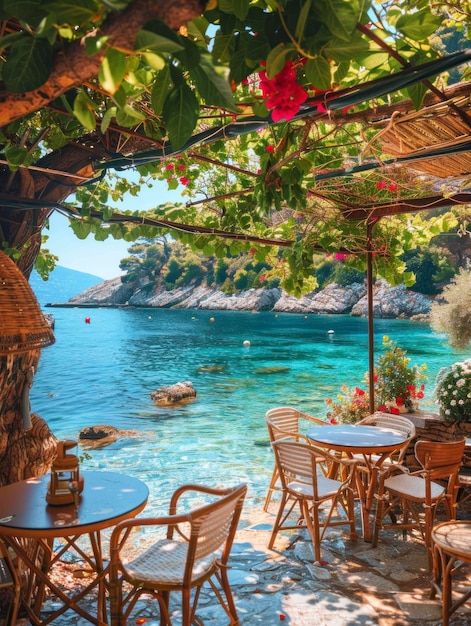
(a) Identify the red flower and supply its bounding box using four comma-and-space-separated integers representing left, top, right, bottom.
266, 145, 274, 153
374, 375, 379, 383
178, 164, 185, 171
388, 182, 397, 191
376, 181, 387, 189
395, 396, 404, 406
355, 387, 365, 396
378, 405, 387, 412
329, 417, 338, 424
259, 60, 308, 122
407, 384, 416, 391
417, 391, 424, 399
179, 176, 189, 186
165, 163, 174, 170
390, 406, 400, 415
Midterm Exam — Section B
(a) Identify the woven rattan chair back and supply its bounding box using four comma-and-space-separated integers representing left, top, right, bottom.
373, 439, 466, 562
0, 538, 20, 626
268, 440, 357, 563
357, 412, 416, 464
264, 407, 327, 511
109, 483, 247, 626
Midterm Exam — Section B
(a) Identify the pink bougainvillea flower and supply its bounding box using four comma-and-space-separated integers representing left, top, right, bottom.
334, 252, 348, 261
376, 181, 387, 189
388, 182, 397, 191
259, 60, 308, 122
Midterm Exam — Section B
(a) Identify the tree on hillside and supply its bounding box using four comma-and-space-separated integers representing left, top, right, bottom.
0, 0, 471, 487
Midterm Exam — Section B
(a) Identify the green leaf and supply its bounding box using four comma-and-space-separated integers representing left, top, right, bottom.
99, 48, 126, 95
101, 106, 117, 134
212, 33, 236, 64
323, 34, 369, 62
163, 83, 199, 149
320, 0, 362, 41
135, 30, 184, 54
73, 92, 96, 130
265, 43, 296, 79
142, 52, 166, 71
295, 0, 312, 40
402, 271, 416, 287
84, 35, 109, 56
189, 55, 239, 111
2, 36, 52, 92
70, 221, 92, 240
151, 65, 172, 115
115, 104, 146, 127
4, 145, 33, 171
396, 9, 443, 40
304, 57, 332, 90
39, 0, 99, 26
406, 82, 427, 110
94, 227, 110, 241
232, 0, 250, 20
2, 0, 46, 25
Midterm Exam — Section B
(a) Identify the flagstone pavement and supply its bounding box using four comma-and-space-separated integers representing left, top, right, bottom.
17, 500, 471, 626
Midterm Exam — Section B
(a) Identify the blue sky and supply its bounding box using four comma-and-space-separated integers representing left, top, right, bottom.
44, 176, 183, 280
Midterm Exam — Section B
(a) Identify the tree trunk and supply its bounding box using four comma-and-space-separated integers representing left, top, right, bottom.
0, 351, 57, 487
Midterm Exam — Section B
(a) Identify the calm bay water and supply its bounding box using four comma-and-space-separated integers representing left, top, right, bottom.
30, 308, 464, 513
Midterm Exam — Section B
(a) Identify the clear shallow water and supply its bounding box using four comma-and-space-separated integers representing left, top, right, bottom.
31, 308, 466, 513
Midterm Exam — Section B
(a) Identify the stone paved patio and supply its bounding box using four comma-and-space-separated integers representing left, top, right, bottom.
16, 500, 471, 626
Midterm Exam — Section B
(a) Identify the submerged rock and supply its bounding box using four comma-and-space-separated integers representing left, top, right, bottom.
150, 381, 197, 406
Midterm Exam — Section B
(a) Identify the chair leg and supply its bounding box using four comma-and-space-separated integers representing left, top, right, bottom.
267, 490, 290, 550
302, 500, 322, 563
263, 466, 279, 512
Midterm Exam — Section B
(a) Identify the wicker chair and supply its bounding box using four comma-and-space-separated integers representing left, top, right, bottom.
372, 438, 466, 562
268, 440, 357, 563
108, 483, 247, 626
0, 538, 20, 626
356, 412, 416, 464
264, 407, 328, 511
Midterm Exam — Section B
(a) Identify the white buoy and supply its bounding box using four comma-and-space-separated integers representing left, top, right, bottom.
327, 330, 335, 334
243, 340, 251, 347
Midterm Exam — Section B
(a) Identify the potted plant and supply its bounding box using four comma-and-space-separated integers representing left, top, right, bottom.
434, 358, 471, 422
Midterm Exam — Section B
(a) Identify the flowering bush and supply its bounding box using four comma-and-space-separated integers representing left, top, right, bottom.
325, 336, 427, 424
375, 336, 426, 414
434, 358, 471, 422
325, 383, 370, 425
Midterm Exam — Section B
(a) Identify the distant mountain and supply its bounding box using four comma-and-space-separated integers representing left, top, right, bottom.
30, 266, 104, 307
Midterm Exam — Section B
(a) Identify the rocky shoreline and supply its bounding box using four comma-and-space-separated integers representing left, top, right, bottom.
46, 277, 433, 319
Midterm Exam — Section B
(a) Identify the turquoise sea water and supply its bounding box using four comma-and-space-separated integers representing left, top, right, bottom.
30, 308, 466, 514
